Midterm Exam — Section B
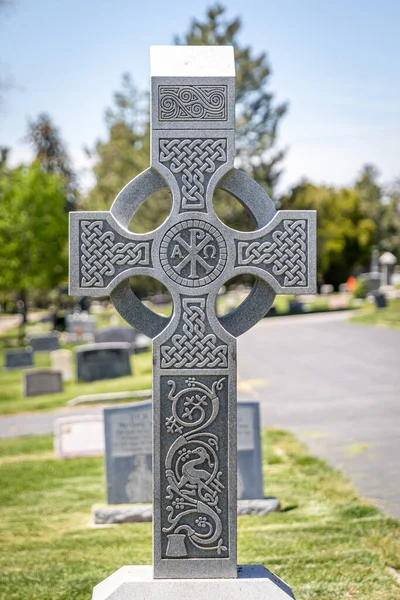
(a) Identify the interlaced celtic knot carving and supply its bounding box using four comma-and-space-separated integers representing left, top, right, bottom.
159, 85, 227, 121
159, 138, 227, 210
80, 220, 151, 288
161, 298, 228, 369
237, 219, 307, 287
163, 377, 227, 558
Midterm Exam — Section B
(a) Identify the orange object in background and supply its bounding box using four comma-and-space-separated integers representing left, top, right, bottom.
346, 276, 356, 292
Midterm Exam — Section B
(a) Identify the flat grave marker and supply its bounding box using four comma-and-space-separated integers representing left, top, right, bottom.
23, 369, 63, 397
54, 415, 104, 459
75, 342, 132, 382
70, 45, 316, 596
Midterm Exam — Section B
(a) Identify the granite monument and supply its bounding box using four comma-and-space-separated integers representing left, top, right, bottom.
70, 45, 316, 598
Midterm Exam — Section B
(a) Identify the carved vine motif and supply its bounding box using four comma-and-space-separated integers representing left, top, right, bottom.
237, 220, 307, 286
159, 85, 227, 121
159, 138, 227, 210
80, 221, 151, 288
161, 298, 228, 369
163, 377, 227, 558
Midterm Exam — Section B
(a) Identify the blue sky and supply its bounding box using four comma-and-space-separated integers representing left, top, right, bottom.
1, 0, 399, 195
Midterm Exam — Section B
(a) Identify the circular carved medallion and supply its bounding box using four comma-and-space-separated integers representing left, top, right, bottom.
160, 220, 227, 287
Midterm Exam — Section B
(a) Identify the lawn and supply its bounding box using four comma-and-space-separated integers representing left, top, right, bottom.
0, 429, 399, 600
350, 299, 400, 330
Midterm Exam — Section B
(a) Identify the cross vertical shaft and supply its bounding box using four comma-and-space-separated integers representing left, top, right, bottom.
150, 46, 237, 578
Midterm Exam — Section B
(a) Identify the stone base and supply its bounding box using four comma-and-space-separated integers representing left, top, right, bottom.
92, 498, 280, 524
92, 565, 296, 599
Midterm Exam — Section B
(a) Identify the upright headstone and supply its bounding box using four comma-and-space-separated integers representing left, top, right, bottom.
27, 332, 60, 353
104, 402, 152, 504
237, 402, 263, 500
94, 326, 137, 348
54, 415, 104, 458
23, 369, 63, 397
104, 400, 263, 505
51, 349, 73, 381
379, 252, 397, 286
66, 312, 96, 341
75, 342, 132, 382
4, 349, 34, 369
70, 45, 315, 597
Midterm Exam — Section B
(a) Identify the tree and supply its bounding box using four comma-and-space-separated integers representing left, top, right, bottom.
175, 4, 287, 199
86, 4, 287, 232
0, 161, 69, 321
26, 113, 77, 210
281, 182, 375, 287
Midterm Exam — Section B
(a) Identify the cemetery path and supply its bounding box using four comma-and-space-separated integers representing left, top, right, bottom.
0, 311, 399, 519
238, 311, 400, 519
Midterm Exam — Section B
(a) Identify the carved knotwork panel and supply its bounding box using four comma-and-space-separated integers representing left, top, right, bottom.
160, 297, 228, 369
159, 138, 227, 211
160, 375, 229, 559
79, 220, 152, 288
236, 219, 308, 287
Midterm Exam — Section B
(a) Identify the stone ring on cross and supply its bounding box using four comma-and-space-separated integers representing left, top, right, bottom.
69, 46, 316, 580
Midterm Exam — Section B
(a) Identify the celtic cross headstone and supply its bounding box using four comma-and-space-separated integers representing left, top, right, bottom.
70, 46, 316, 586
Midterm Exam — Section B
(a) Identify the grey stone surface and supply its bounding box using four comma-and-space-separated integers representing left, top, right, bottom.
91, 565, 296, 600
23, 369, 62, 397
54, 414, 104, 458
4, 348, 33, 369
75, 343, 132, 382
92, 498, 279, 525
103, 400, 264, 504
104, 402, 152, 504
27, 331, 59, 353
69, 45, 316, 580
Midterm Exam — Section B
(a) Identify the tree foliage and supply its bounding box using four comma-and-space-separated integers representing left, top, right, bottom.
26, 113, 77, 209
85, 4, 287, 232
175, 4, 287, 197
0, 162, 69, 303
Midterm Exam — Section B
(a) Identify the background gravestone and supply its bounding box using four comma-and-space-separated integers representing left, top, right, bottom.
104, 401, 263, 505
54, 415, 104, 458
27, 332, 60, 353
237, 402, 263, 500
75, 342, 132, 382
23, 369, 63, 397
4, 349, 34, 369
104, 402, 152, 504
51, 349, 73, 381
94, 327, 137, 349
66, 313, 96, 341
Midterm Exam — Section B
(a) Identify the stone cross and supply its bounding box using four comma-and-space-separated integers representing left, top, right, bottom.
69, 46, 316, 580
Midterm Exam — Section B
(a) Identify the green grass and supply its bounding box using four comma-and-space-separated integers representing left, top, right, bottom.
350, 299, 400, 330
0, 429, 398, 599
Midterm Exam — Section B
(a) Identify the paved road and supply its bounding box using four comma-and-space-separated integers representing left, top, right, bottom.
238, 311, 400, 519
0, 311, 399, 518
